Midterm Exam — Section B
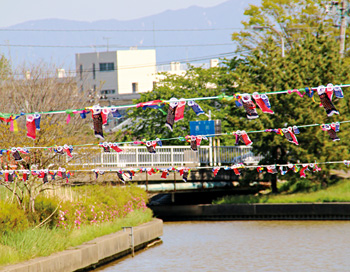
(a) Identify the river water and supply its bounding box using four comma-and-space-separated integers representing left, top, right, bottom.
96, 221, 350, 272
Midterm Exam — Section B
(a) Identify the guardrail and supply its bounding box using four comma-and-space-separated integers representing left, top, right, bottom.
67, 146, 262, 168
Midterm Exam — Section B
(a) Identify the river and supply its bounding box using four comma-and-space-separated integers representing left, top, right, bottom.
95, 221, 350, 272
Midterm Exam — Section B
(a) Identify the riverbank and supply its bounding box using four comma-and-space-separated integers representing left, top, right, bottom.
151, 203, 350, 220
2, 218, 163, 272
0, 185, 152, 267
214, 178, 350, 204
149, 178, 350, 220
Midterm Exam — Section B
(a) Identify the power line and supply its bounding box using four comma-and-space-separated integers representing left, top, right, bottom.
68, 51, 246, 74
0, 43, 234, 49
8, 50, 247, 76
0, 27, 244, 32
0, 26, 323, 33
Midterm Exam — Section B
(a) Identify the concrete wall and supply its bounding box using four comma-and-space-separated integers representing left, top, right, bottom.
151, 203, 350, 221
2, 219, 163, 272
116, 49, 156, 94
75, 49, 156, 97
76, 51, 118, 93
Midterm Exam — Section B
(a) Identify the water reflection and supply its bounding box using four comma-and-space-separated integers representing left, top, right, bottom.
96, 221, 350, 272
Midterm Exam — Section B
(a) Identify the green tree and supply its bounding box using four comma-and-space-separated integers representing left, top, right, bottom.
225, 32, 350, 192
232, 0, 348, 57
227, 0, 350, 192
119, 66, 237, 144
118, 1, 350, 194
0, 53, 10, 80
122, 33, 350, 193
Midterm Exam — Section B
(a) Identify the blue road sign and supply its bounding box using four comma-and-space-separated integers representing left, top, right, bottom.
190, 120, 215, 136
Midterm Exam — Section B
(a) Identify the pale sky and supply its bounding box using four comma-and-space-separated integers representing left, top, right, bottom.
1, 0, 229, 28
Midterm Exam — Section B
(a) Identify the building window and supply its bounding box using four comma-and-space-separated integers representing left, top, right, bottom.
79, 64, 83, 80
100, 90, 116, 95
99, 62, 114, 72
132, 82, 138, 93
92, 63, 96, 79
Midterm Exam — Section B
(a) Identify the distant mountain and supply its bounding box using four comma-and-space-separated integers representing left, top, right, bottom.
0, 0, 260, 70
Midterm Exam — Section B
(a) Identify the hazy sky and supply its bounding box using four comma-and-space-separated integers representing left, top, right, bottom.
1, 0, 229, 27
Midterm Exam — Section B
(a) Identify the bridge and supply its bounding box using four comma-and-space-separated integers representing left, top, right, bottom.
67, 145, 266, 196
68, 145, 262, 168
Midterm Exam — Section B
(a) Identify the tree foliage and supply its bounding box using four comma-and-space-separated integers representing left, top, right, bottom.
0, 54, 10, 80
225, 33, 350, 187
122, 31, 350, 193
119, 67, 238, 144
232, 0, 349, 57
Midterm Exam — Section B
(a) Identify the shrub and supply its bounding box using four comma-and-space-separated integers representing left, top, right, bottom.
0, 200, 29, 234
26, 196, 60, 228
279, 179, 318, 193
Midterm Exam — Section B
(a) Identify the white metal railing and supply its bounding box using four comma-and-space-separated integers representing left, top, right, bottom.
67, 146, 262, 168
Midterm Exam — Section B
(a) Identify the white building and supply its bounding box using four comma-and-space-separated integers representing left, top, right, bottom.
75, 49, 157, 100
76, 49, 220, 102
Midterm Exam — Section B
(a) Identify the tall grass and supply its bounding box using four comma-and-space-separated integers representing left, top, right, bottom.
0, 184, 152, 267
0, 209, 153, 267
214, 179, 350, 204
0, 184, 78, 203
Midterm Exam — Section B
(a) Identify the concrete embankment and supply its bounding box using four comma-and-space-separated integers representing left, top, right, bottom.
151, 203, 350, 221
2, 219, 163, 272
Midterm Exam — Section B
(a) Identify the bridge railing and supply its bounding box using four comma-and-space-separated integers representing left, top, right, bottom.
67, 145, 262, 168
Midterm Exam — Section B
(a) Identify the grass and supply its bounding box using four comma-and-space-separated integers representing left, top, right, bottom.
213, 179, 350, 204
0, 184, 79, 203
0, 209, 153, 267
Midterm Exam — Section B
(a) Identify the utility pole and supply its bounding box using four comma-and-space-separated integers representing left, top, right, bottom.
153, 21, 156, 47
103, 37, 111, 52
340, 0, 348, 57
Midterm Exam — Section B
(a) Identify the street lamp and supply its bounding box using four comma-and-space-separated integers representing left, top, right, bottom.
252, 26, 285, 57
